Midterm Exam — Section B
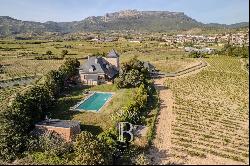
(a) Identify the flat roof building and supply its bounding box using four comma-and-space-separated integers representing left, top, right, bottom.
35, 119, 81, 142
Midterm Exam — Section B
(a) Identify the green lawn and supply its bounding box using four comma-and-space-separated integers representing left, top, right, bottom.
50, 84, 135, 135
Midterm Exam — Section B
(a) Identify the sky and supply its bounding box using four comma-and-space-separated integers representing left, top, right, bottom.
0, 0, 249, 24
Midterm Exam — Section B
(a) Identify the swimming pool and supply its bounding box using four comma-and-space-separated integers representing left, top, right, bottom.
75, 92, 113, 112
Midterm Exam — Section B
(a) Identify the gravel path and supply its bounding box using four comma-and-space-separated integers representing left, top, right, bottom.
148, 77, 176, 165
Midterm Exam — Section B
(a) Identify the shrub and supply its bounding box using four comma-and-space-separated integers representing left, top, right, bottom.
61, 50, 68, 59
72, 131, 112, 165
18, 132, 72, 165
98, 129, 118, 153
0, 64, 3, 73
35, 55, 60, 60
132, 153, 150, 165
189, 51, 207, 58
27, 132, 72, 156
61, 50, 68, 55
220, 44, 249, 58
115, 58, 149, 88
0, 106, 30, 161
46, 50, 52, 55
17, 152, 66, 165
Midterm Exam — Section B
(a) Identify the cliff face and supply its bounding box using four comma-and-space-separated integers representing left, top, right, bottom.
74, 10, 203, 32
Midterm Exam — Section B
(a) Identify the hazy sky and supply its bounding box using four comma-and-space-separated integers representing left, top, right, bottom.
0, 0, 249, 24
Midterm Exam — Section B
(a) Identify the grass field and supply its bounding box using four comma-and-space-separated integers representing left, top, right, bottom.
165, 56, 249, 163
49, 84, 135, 135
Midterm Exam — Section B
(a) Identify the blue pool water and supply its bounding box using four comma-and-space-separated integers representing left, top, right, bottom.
76, 92, 113, 112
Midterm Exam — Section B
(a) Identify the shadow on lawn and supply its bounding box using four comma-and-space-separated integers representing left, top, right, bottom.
80, 124, 103, 136
51, 101, 104, 135
50, 85, 105, 136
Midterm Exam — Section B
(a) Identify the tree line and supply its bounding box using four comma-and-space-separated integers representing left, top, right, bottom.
34, 50, 69, 60
0, 58, 80, 161
219, 44, 249, 58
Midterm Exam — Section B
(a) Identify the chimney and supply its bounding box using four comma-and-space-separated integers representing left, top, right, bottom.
88, 56, 90, 60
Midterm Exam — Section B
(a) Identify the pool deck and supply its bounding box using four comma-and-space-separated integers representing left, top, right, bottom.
70, 91, 115, 113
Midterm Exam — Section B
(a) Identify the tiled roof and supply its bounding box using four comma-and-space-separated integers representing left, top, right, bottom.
79, 56, 118, 78
107, 49, 119, 58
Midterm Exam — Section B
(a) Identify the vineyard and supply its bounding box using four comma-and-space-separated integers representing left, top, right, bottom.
165, 56, 249, 164
0, 39, 197, 74
0, 59, 63, 80
0, 59, 64, 110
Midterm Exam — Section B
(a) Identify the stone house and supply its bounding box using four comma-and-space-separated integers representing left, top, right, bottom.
79, 49, 119, 85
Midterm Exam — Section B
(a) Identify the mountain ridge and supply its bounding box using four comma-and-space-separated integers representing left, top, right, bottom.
0, 10, 249, 36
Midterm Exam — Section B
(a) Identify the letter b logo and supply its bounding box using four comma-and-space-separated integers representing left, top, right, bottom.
118, 122, 134, 142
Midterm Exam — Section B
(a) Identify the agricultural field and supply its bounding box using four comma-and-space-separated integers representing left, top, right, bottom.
150, 59, 198, 73
0, 39, 196, 105
0, 39, 192, 59
0, 58, 63, 80
119, 47, 197, 73
0, 39, 196, 75
165, 56, 249, 164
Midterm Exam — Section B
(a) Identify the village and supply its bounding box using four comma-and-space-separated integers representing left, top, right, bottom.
87, 30, 249, 46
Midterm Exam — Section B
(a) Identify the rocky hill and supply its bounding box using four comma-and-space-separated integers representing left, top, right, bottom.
0, 10, 248, 36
